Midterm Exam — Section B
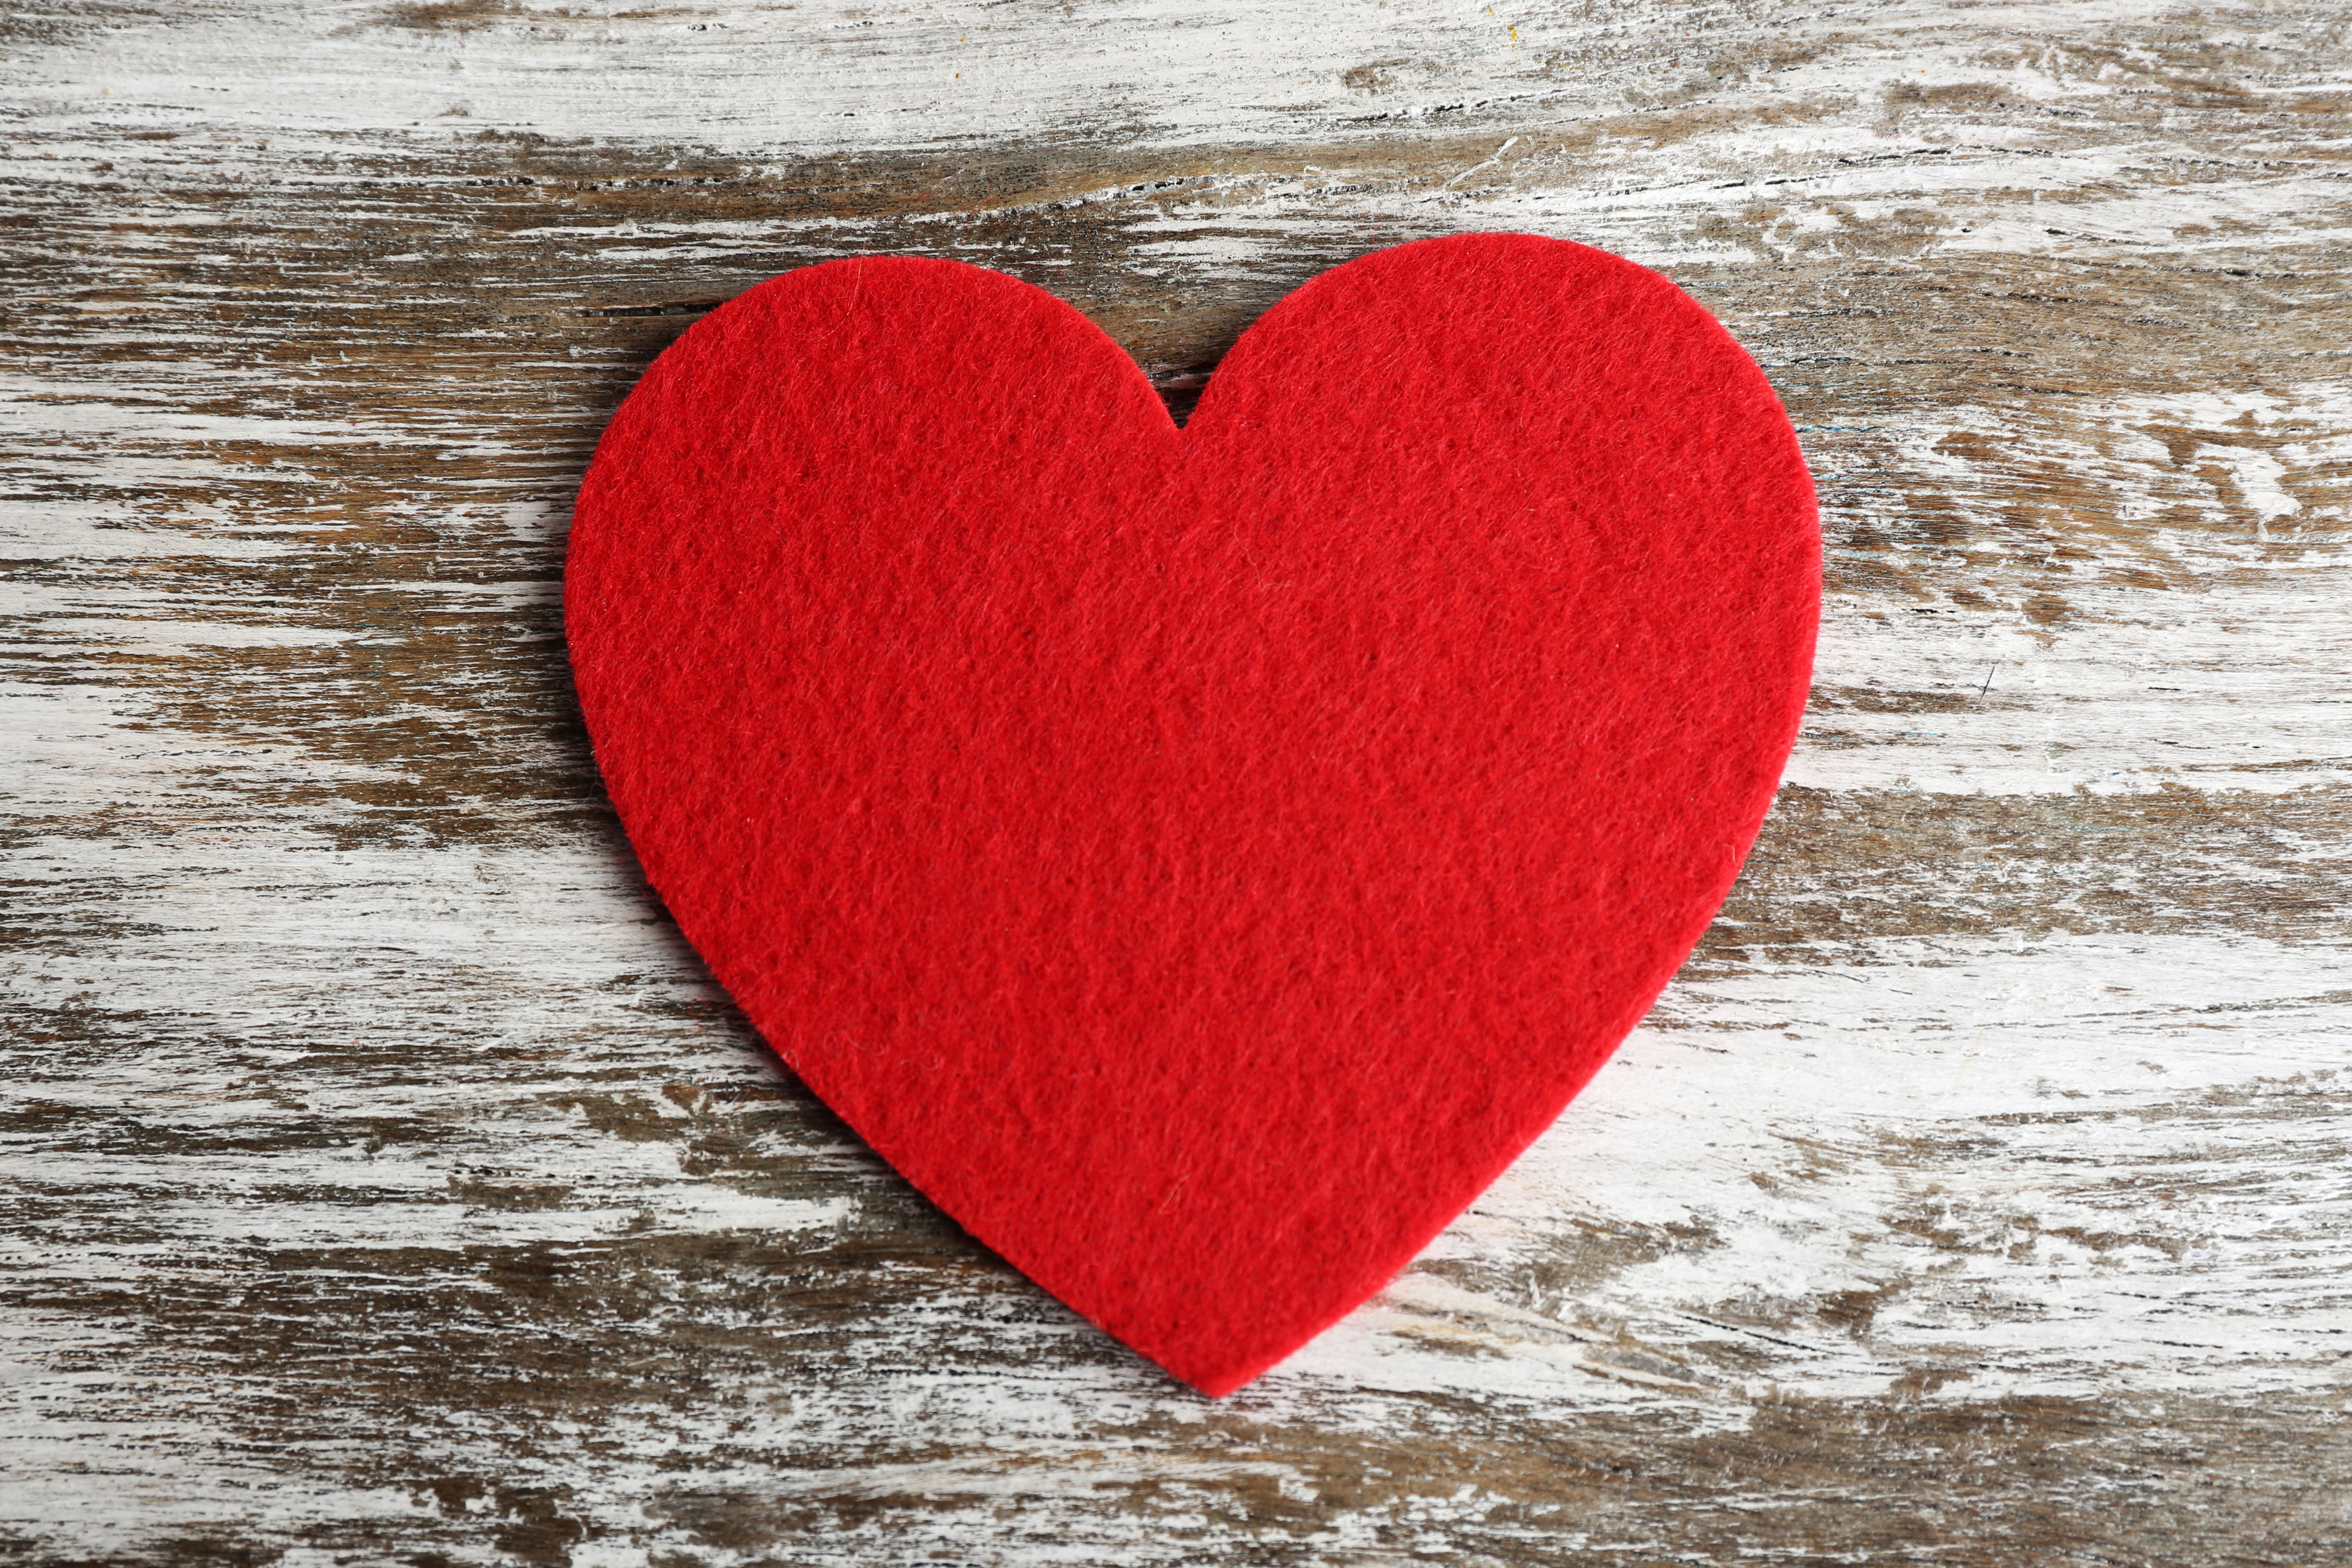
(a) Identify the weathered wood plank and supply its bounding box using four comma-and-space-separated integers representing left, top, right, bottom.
5, 2, 2351, 1562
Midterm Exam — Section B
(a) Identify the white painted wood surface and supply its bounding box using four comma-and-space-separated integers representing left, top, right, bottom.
5, 2, 2350, 1562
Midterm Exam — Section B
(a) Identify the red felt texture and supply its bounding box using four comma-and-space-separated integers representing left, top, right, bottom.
565, 234, 1820, 1396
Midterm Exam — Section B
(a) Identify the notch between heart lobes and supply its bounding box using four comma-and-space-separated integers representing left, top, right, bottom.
566, 234, 1820, 1396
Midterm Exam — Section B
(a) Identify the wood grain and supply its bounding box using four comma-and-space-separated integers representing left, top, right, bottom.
5, 2, 2351, 1563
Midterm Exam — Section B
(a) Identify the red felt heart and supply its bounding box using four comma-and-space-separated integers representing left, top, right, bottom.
566, 234, 1818, 1395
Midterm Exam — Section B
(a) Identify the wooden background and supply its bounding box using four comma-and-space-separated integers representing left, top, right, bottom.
6, 2, 2350, 1563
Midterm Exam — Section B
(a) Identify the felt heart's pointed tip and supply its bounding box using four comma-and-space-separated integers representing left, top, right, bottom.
1190, 1370, 1256, 1401
1156, 1347, 1282, 1401
1128, 1303, 1360, 1399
